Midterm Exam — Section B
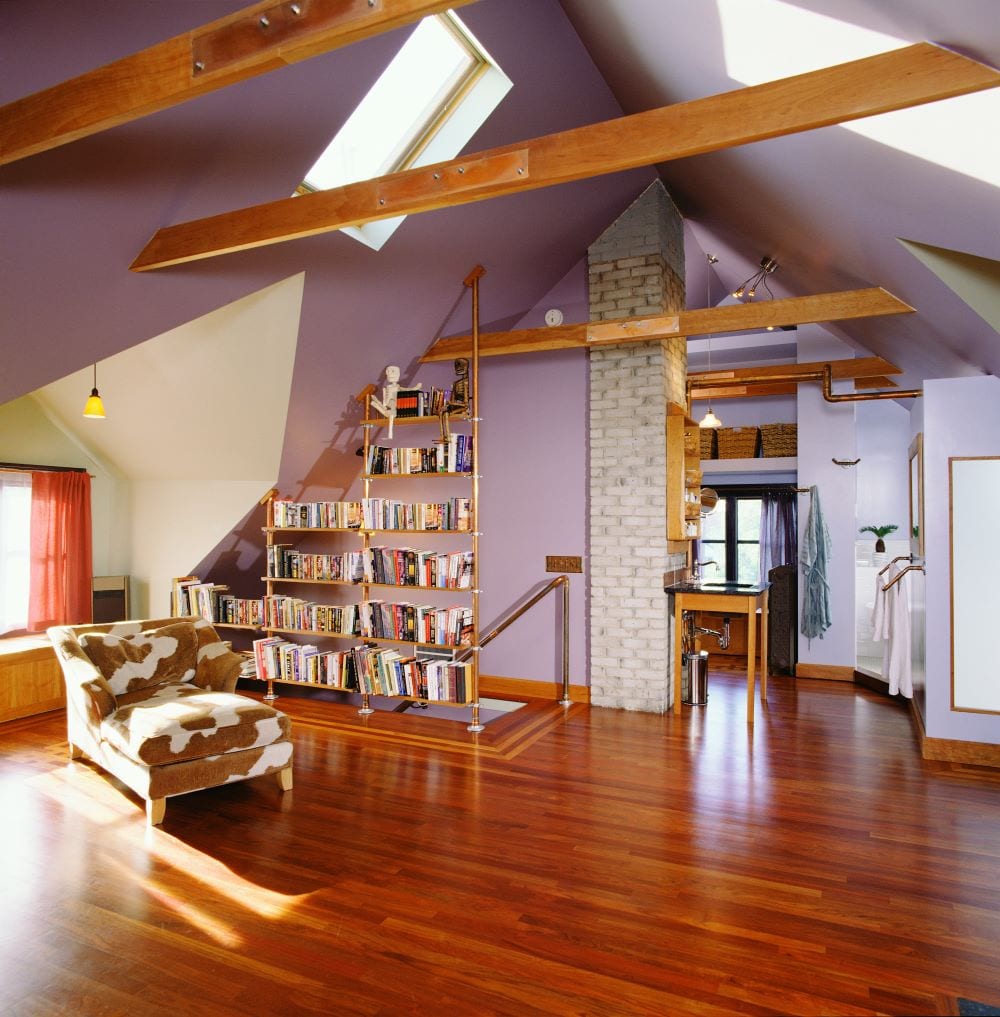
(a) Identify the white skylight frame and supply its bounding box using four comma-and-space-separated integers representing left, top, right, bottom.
296, 11, 512, 251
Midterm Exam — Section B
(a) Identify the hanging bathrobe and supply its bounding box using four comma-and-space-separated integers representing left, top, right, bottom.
800, 485, 832, 641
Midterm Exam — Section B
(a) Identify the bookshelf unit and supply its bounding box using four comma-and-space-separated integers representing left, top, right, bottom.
255, 267, 487, 732
666, 406, 702, 544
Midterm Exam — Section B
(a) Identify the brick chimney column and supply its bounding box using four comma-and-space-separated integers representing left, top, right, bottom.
587, 181, 688, 712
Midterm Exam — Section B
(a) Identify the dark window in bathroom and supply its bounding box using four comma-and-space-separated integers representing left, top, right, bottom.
698, 485, 792, 583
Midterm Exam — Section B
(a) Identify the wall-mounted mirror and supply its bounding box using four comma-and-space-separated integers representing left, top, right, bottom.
700, 487, 719, 516
951, 456, 1000, 713
909, 433, 924, 558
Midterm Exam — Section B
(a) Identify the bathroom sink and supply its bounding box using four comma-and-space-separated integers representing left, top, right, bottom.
663, 579, 767, 594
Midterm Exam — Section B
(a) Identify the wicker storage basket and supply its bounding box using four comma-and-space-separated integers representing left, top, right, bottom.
716, 426, 760, 459
699, 428, 717, 460
759, 422, 797, 458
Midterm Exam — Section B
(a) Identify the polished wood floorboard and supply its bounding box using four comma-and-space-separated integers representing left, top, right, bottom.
2, 671, 1000, 1016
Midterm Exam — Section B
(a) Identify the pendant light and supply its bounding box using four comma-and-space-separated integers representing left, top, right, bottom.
698, 254, 722, 430
82, 363, 106, 419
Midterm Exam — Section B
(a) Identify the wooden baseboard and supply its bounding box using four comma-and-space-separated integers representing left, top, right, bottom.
907, 698, 1000, 766
795, 662, 855, 682
479, 674, 590, 704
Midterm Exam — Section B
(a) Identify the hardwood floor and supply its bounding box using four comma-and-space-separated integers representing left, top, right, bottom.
2, 670, 999, 1016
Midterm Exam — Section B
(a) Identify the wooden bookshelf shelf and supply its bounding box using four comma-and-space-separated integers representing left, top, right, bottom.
363, 414, 471, 428
263, 576, 472, 592
265, 627, 470, 652
362, 472, 472, 480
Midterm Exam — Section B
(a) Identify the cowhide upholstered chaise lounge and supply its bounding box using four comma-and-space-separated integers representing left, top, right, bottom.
47, 616, 293, 826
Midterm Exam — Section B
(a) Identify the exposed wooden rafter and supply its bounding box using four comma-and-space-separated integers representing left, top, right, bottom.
0, 0, 472, 167
128, 42, 1000, 271
420, 288, 913, 362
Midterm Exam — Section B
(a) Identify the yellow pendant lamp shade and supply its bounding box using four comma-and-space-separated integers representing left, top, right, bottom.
83, 364, 106, 418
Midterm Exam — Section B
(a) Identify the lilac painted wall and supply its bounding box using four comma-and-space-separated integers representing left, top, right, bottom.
922, 375, 1000, 745
796, 327, 858, 669
5, 2, 656, 689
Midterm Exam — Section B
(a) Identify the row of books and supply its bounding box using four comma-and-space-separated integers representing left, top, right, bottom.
366, 434, 473, 475
251, 636, 471, 701
253, 637, 358, 689
172, 577, 264, 627
365, 547, 473, 589
261, 593, 472, 647
267, 544, 473, 588
264, 595, 360, 636
361, 600, 473, 647
391, 386, 453, 419
354, 647, 471, 701
267, 546, 364, 582
271, 497, 471, 531
172, 577, 228, 622
216, 595, 265, 627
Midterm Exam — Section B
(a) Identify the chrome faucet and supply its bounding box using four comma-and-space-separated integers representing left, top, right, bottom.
692, 559, 716, 581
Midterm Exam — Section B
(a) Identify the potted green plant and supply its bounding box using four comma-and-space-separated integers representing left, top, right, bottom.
859, 523, 898, 553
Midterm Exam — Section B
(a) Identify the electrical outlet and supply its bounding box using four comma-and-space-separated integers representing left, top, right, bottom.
545, 555, 583, 573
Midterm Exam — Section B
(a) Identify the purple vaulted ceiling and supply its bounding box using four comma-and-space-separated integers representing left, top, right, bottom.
0, 0, 653, 495
4, 0, 999, 432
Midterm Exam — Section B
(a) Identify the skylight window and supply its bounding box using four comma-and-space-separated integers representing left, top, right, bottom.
715, 0, 1000, 189
296, 11, 512, 251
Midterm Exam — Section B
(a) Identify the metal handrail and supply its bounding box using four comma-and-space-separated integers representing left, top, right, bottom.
882, 563, 925, 592
455, 575, 572, 706
878, 554, 913, 577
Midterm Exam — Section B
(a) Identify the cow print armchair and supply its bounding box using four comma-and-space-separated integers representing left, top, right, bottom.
48, 616, 293, 826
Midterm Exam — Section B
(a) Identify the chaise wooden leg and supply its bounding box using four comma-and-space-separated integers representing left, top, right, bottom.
68, 742, 84, 760
146, 797, 166, 826
276, 766, 293, 792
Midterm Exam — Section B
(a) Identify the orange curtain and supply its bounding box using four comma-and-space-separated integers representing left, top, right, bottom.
27, 471, 93, 630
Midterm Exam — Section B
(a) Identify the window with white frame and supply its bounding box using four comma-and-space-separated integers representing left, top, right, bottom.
295, 11, 512, 251
0, 472, 32, 635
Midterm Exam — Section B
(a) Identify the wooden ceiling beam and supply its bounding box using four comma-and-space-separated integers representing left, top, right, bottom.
420, 288, 912, 362
855, 375, 898, 389
0, 0, 471, 167
129, 42, 1000, 270
689, 383, 799, 401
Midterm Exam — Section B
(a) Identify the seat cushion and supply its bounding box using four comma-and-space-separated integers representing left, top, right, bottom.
80, 622, 198, 696
100, 682, 291, 767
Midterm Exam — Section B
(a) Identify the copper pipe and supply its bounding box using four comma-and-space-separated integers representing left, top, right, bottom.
687, 364, 921, 406
819, 364, 922, 402
466, 265, 485, 733
878, 554, 913, 577
882, 563, 925, 592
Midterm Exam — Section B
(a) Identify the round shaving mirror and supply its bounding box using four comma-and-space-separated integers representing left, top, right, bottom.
700, 487, 719, 516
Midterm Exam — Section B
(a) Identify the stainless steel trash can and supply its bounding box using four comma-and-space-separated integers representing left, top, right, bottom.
682, 650, 709, 705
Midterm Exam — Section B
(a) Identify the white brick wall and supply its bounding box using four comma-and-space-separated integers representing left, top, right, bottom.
587, 181, 687, 712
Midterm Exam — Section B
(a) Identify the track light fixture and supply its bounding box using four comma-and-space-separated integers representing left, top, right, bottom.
732, 256, 779, 302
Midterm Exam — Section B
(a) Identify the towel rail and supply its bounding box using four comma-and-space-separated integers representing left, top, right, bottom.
882, 563, 925, 592
878, 554, 913, 577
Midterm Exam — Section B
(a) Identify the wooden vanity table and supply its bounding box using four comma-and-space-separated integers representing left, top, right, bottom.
664, 580, 770, 723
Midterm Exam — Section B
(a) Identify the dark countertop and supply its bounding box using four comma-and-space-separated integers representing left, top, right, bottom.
663, 579, 770, 595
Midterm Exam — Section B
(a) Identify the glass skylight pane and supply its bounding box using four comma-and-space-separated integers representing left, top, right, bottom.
303, 16, 480, 192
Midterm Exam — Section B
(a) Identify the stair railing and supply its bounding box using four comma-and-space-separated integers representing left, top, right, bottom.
455, 575, 572, 706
